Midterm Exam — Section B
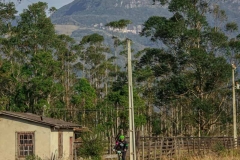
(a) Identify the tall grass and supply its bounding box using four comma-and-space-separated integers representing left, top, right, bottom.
161, 149, 240, 160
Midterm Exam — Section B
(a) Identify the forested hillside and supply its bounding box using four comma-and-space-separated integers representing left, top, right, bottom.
51, 0, 240, 48
50, 0, 171, 49
0, 0, 240, 143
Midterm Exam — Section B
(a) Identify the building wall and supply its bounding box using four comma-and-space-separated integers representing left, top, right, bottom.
0, 115, 51, 160
0, 115, 74, 160
50, 130, 58, 159
63, 130, 74, 160
50, 129, 74, 160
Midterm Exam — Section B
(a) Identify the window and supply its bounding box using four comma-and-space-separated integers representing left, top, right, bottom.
17, 132, 34, 157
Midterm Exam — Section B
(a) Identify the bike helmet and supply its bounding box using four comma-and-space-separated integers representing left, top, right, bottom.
119, 135, 125, 140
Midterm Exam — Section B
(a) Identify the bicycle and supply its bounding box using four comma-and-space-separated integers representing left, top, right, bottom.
116, 150, 122, 160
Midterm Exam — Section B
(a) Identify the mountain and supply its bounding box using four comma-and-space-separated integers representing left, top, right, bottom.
219, 0, 240, 28
50, 0, 240, 49
51, 0, 170, 26
50, 0, 172, 49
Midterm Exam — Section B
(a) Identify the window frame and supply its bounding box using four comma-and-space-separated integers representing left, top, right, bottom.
16, 132, 35, 158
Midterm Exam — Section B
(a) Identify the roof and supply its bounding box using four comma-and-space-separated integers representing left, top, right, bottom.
73, 127, 91, 133
0, 111, 81, 129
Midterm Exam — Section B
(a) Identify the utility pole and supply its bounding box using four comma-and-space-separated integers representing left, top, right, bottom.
127, 39, 136, 160
232, 63, 237, 148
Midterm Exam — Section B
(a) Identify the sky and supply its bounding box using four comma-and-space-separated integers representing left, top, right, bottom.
14, 0, 74, 14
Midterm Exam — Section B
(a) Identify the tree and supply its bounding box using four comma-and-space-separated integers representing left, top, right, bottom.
49, 7, 57, 15
53, 34, 80, 114
107, 84, 146, 133
79, 33, 112, 98
16, 2, 56, 56
135, 48, 177, 135
72, 78, 97, 125
0, 2, 17, 35
139, 0, 232, 136
105, 19, 131, 31
27, 51, 64, 114
0, 2, 18, 111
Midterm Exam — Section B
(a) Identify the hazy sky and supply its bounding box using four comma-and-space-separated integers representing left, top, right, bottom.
15, 0, 74, 14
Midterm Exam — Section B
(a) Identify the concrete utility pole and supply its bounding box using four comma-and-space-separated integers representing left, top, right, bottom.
127, 39, 136, 160
232, 63, 237, 148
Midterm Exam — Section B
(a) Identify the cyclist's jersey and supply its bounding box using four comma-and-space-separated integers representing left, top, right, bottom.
114, 140, 128, 151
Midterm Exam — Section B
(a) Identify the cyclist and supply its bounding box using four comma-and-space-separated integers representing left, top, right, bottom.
113, 135, 128, 160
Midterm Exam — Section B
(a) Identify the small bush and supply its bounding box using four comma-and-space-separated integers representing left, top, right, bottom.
211, 142, 226, 155
78, 131, 105, 160
25, 155, 42, 160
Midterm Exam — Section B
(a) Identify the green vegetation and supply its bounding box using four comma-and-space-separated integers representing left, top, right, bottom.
1, 1, 240, 159
25, 155, 42, 160
78, 130, 105, 160
211, 141, 227, 156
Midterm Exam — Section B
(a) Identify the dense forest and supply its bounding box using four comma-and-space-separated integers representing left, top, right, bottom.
0, 0, 240, 139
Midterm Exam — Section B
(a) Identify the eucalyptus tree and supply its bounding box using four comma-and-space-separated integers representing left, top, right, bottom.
105, 19, 132, 71
0, 2, 17, 35
79, 33, 120, 142
0, 59, 16, 110
211, 4, 227, 32
71, 78, 97, 126
16, 2, 56, 55
79, 33, 112, 98
8, 2, 63, 113
105, 20, 133, 135
0, 2, 19, 111
139, 0, 232, 136
135, 48, 177, 135
224, 35, 240, 135
105, 19, 131, 31
48, 6, 57, 15
27, 51, 64, 114
53, 34, 81, 115
224, 22, 239, 61
226, 22, 238, 34
106, 84, 146, 134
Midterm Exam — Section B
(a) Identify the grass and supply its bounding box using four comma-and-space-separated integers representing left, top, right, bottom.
162, 149, 240, 160
104, 149, 240, 160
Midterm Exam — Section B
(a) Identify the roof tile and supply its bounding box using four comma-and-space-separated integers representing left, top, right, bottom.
0, 111, 81, 129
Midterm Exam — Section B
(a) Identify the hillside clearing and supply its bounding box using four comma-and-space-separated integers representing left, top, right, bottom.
54, 25, 79, 35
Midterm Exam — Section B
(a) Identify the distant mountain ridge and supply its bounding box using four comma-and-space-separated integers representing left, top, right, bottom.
51, 0, 170, 27
50, 0, 240, 49
50, 0, 170, 49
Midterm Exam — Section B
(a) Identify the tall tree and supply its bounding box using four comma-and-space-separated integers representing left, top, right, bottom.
139, 0, 232, 136
0, 2, 18, 111
16, 2, 55, 56
72, 78, 97, 126
5, 2, 64, 113
54, 34, 80, 113
79, 33, 112, 98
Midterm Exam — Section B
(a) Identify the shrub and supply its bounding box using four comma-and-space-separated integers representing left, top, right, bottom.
78, 131, 105, 160
211, 141, 226, 155
25, 155, 42, 160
